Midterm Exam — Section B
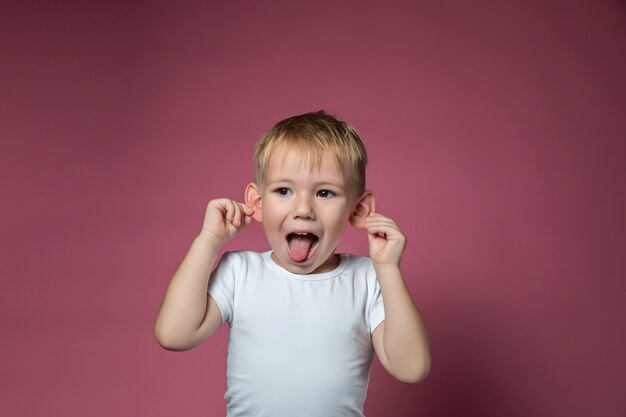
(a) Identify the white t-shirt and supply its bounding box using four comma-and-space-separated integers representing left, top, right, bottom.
208, 250, 385, 417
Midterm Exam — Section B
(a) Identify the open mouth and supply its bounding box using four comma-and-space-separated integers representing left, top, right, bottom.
286, 232, 319, 262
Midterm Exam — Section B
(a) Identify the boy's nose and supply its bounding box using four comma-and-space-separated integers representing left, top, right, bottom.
292, 196, 315, 220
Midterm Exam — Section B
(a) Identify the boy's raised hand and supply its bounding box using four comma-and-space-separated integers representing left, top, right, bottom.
200, 198, 254, 246
364, 213, 407, 266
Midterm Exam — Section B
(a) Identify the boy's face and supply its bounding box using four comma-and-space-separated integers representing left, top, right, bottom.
255, 146, 360, 274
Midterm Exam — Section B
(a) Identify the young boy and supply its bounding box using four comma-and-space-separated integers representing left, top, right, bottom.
155, 111, 430, 416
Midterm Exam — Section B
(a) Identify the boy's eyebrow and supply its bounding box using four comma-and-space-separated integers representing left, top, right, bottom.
265, 178, 347, 188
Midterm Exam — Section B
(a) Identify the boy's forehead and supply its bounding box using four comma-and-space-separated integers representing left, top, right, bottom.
263, 145, 354, 186
268, 145, 338, 172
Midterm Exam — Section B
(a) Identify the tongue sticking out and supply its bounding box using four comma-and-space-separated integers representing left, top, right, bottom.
287, 234, 317, 262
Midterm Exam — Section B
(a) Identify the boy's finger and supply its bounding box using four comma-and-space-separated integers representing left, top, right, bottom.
235, 205, 254, 228
224, 200, 234, 222
366, 221, 397, 237
232, 202, 243, 227
366, 213, 392, 223
366, 230, 382, 243
365, 218, 398, 231
365, 219, 395, 229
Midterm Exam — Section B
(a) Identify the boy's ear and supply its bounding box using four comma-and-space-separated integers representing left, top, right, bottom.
244, 183, 263, 222
349, 190, 375, 229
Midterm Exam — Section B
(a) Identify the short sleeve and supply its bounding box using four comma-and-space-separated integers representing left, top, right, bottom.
207, 251, 237, 325
368, 265, 386, 334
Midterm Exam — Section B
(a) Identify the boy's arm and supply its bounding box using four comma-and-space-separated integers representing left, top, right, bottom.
365, 214, 431, 384
154, 199, 253, 351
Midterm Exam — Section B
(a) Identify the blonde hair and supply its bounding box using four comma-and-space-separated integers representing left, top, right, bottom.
255, 110, 368, 194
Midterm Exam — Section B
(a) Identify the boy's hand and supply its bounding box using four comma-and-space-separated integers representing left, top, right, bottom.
364, 213, 407, 266
199, 198, 254, 246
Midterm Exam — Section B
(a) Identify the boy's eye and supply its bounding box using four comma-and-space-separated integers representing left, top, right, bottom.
275, 187, 292, 196
317, 189, 335, 198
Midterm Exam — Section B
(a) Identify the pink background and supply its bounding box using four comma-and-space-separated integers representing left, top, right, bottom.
2, 1, 625, 416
